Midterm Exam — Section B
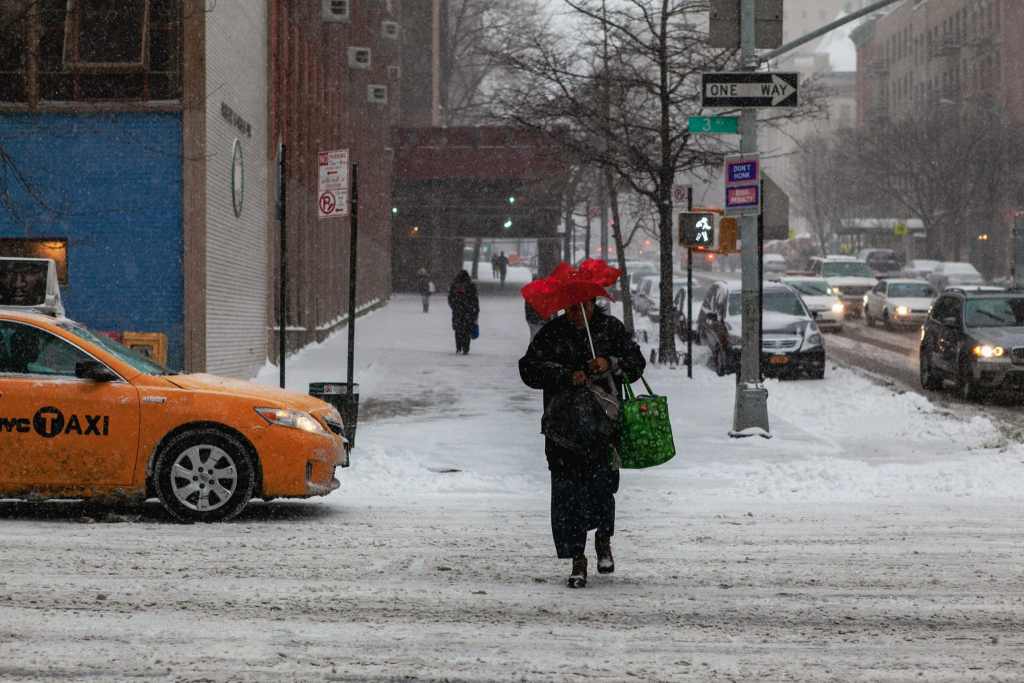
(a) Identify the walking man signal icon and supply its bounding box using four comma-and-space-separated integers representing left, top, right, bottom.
678, 211, 720, 250
695, 216, 712, 244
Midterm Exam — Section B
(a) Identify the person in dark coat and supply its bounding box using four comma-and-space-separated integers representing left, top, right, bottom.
519, 299, 645, 588
447, 270, 479, 354
496, 252, 510, 287
416, 267, 433, 313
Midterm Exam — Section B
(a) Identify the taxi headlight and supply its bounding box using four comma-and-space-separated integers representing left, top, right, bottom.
831, 302, 845, 314
832, 287, 842, 296
255, 407, 328, 434
971, 344, 1005, 359
896, 305, 911, 316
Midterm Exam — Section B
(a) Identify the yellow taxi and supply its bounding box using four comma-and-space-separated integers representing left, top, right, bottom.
0, 308, 350, 522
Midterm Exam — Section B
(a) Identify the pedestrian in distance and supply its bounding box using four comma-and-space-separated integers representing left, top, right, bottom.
491, 253, 500, 280
416, 267, 434, 313
519, 298, 645, 588
448, 270, 479, 355
497, 252, 510, 287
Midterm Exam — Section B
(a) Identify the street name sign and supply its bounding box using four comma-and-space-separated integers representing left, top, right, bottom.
701, 72, 798, 108
687, 116, 740, 134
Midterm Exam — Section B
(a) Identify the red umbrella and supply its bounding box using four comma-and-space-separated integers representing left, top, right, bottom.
521, 259, 622, 356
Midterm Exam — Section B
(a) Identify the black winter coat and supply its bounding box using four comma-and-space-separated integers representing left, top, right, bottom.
447, 279, 479, 330
519, 310, 646, 473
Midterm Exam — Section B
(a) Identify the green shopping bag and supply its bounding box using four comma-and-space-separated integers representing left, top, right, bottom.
619, 376, 676, 469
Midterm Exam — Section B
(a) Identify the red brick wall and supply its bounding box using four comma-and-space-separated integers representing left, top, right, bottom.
268, 1, 399, 353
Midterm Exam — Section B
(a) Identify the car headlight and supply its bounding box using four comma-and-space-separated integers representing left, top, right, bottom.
895, 305, 910, 316
831, 302, 845, 314
862, 294, 869, 305
255, 407, 328, 434
972, 344, 1005, 359
832, 287, 842, 296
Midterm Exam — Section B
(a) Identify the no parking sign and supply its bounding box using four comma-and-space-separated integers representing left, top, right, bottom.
318, 149, 349, 219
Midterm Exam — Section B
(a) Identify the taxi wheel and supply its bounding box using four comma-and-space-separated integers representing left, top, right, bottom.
153, 428, 257, 523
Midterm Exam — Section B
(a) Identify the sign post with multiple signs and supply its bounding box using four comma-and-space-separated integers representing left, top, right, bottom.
318, 149, 350, 219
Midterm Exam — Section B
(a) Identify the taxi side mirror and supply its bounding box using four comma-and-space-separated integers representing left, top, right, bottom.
75, 360, 119, 382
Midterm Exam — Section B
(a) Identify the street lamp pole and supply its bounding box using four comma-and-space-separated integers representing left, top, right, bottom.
731, 0, 770, 437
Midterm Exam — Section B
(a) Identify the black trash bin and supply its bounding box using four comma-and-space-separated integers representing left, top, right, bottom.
309, 382, 359, 449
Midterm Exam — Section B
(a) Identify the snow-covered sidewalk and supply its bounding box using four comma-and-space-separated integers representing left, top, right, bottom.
2, 284, 1023, 681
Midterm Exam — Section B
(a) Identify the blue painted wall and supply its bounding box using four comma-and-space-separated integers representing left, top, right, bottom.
0, 113, 184, 368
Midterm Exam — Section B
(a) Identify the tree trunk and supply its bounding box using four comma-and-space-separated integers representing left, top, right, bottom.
656, 0, 676, 365
605, 169, 634, 335
470, 238, 482, 279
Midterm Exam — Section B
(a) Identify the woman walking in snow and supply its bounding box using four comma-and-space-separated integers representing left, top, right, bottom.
416, 267, 433, 313
447, 270, 479, 354
519, 299, 645, 588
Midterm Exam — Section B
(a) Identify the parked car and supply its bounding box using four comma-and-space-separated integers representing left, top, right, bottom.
906, 259, 941, 279
624, 260, 658, 293
863, 279, 937, 330
928, 261, 984, 291
919, 289, 1024, 400
635, 275, 687, 322
670, 284, 701, 342
763, 253, 788, 277
809, 256, 878, 318
698, 280, 825, 379
781, 276, 845, 332
856, 248, 903, 276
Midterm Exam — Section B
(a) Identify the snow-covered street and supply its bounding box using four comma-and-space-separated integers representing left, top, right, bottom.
3, 276, 1024, 681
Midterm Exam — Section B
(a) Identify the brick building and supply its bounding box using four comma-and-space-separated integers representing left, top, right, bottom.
0, 0, 400, 376
851, 0, 1024, 125
268, 0, 401, 355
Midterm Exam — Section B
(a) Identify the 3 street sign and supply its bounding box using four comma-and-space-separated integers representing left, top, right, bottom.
687, 116, 740, 134
701, 72, 799, 108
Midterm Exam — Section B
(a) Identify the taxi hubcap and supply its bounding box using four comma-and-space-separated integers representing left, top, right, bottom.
170, 445, 238, 512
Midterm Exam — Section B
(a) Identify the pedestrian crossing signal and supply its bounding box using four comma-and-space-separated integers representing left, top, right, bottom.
679, 211, 719, 250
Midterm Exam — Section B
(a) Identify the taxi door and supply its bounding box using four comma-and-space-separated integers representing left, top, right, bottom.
0, 321, 140, 487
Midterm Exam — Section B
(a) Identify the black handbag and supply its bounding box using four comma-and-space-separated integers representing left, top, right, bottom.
541, 380, 620, 459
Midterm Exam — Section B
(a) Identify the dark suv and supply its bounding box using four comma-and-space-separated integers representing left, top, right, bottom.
919, 289, 1024, 399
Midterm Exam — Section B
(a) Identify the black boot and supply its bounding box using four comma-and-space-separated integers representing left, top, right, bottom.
567, 554, 587, 588
595, 533, 614, 574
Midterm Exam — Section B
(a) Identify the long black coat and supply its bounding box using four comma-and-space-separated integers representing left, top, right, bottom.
519, 309, 646, 473
447, 279, 479, 331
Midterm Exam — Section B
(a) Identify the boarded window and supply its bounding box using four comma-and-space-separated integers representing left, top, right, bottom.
64, 0, 150, 71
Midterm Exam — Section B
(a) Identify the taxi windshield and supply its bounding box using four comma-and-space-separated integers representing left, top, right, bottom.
58, 321, 175, 376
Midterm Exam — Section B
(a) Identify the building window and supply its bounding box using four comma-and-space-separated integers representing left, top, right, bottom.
64, 0, 150, 71
0, 0, 181, 105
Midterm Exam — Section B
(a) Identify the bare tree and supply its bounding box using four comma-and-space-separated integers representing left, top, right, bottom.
440, 0, 546, 125
791, 134, 860, 257
838, 105, 1023, 262
491, 0, 825, 361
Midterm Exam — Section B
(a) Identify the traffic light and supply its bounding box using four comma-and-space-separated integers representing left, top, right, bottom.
679, 211, 719, 250
503, 218, 513, 229
718, 217, 739, 254
507, 195, 516, 205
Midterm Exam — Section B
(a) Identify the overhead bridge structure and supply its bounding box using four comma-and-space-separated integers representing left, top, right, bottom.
391, 127, 570, 290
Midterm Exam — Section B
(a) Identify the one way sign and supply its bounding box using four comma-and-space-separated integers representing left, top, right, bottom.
701, 72, 798, 108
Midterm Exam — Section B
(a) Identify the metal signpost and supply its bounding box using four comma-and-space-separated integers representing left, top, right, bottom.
277, 141, 287, 389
